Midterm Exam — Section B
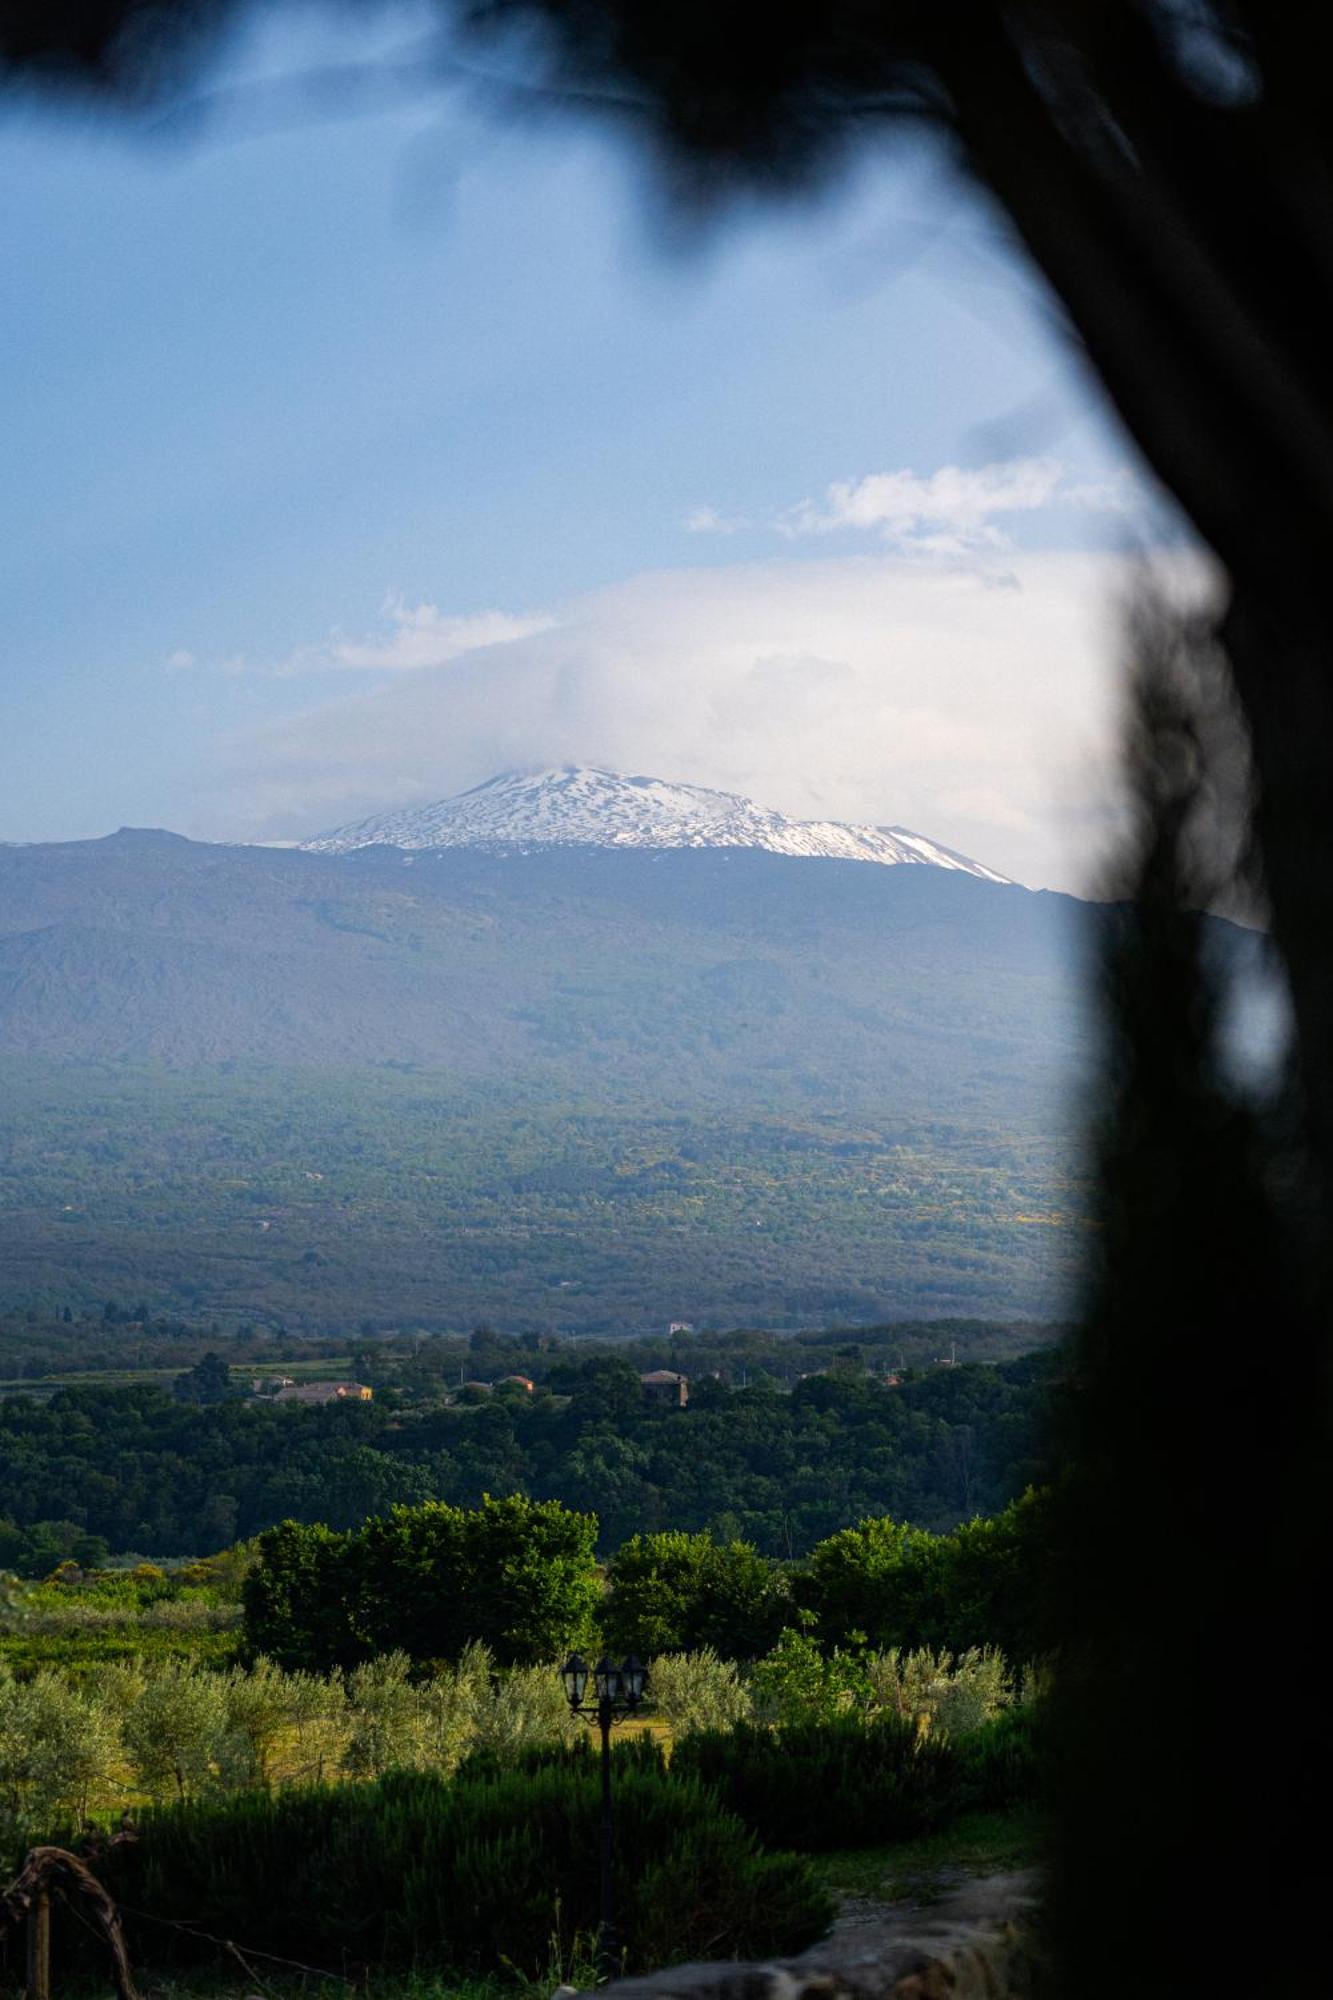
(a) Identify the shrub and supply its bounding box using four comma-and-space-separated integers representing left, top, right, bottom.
0, 1666, 117, 1840
173, 1542, 256, 1598
649, 1650, 752, 1735
121, 1658, 230, 1802
99, 1764, 833, 1977
218, 1656, 314, 1788
141, 1600, 238, 1633
413, 1641, 492, 1774
957, 1703, 1045, 1810
862, 1646, 1011, 1735
749, 1625, 871, 1726
467, 1659, 579, 1760
455, 1732, 668, 1786
339, 1646, 577, 1780
341, 1650, 426, 1778
671, 1716, 963, 1850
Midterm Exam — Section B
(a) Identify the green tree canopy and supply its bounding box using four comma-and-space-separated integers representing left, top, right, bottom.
244, 1496, 600, 1670
603, 1530, 790, 1660
172, 1351, 233, 1406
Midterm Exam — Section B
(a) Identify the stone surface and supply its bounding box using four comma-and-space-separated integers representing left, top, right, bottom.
581, 1871, 1041, 2000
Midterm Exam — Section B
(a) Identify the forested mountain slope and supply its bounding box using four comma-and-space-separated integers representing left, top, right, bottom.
0, 831, 1075, 1078
0, 833, 1093, 1325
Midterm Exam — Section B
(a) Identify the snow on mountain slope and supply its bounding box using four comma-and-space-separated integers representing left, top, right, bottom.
303, 768, 1011, 882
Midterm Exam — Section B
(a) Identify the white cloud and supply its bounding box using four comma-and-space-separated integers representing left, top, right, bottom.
685, 505, 750, 535
777, 456, 1134, 561
165, 648, 195, 671
196, 549, 1203, 892
318, 598, 557, 673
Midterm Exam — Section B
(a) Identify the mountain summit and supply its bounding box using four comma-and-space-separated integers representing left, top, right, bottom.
302, 767, 1010, 881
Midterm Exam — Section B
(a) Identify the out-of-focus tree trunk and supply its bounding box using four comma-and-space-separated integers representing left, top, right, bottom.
938, 10, 1333, 1161
1043, 596, 1333, 1995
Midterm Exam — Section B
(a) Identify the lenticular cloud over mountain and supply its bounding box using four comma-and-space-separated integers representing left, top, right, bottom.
301, 766, 1011, 881
214, 554, 1133, 892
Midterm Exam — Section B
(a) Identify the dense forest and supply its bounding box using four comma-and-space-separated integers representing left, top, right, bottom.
0, 1336, 1055, 1565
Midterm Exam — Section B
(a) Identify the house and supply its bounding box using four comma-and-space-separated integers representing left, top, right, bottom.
667, 1320, 694, 1336
272, 1380, 373, 1405
640, 1369, 689, 1408
499, 1374, 535, 1392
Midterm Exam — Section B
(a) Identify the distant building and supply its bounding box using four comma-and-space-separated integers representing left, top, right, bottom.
272, 1381, 372, 1405
667, 1321, 694, 1336
499, 1374, 535, 1392
251, 1376, 295, 1396
640, 1369, 689, 1408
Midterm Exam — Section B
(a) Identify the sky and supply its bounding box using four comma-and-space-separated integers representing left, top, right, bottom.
0, 1, 1185, 891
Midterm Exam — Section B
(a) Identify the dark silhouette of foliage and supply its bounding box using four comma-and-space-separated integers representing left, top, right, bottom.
1037, 599, 1333, 1996
170, 1351, 233, 1405
95, 1763, 832, 1976
955, 1702, 1043, 1813
671, 1715, 967, 1852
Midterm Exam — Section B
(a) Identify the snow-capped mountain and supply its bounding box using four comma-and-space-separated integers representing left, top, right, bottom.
302, 767, 1011, 882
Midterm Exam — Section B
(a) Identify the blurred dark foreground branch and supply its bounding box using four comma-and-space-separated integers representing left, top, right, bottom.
1042, 591, 1333, 1995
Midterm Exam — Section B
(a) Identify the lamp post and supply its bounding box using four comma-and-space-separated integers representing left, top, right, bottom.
560, 1651, 648, 1978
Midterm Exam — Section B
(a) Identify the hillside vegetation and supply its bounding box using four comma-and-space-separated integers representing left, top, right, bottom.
0, 839, 1091, 1325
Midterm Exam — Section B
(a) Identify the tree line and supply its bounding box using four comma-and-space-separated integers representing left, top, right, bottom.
242, 1492, 1053, 1672
0, 1348, 1054, 1564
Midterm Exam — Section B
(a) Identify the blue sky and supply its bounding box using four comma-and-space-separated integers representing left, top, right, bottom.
0, 2, 1165, 887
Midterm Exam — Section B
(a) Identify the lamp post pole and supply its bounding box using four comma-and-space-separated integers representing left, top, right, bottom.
560, 1652, 648, 1983
597, 1690, 615, 1974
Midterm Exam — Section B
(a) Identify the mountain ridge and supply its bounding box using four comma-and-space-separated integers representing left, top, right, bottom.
0, 835, 1071, 1068
301, 766, 1013, 882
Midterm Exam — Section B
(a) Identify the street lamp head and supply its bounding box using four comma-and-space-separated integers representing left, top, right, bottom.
621, 1655, 648, 1708
560, 1652, 589, 1711
593, 1654, 622, 1704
